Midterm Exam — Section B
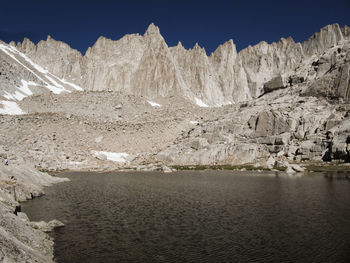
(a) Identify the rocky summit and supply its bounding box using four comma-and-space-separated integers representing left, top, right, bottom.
1, 23, 350, 171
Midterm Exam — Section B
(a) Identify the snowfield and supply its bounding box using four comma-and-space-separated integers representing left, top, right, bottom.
0, 100, 25, 115
92, 151, 130, 163
194, 97, 209, 107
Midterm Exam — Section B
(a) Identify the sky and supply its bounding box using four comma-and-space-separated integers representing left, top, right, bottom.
0, 0, 349, 55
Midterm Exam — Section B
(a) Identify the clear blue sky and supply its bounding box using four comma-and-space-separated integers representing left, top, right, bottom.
0, 0, 349, 55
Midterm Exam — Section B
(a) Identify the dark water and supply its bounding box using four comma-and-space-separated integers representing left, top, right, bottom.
22, 171, 350, 263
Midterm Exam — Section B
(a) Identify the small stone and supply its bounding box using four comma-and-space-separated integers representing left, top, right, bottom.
48, 219, 65, 229
30, 221, 51, 232
115, 104, 122, 109
161, 165, 172, 173
286, 166, 296, 174
290, 164, 305, 172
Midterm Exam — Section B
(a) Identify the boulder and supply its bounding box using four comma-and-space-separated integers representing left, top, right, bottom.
275, 133, 291, 145
265, 156, 276, 169
30, 221, 52, 232
287, 145, 298, 158
324, 118, 341, 130
290, 164, 305, 172
255, 111, 290, 136
284, 163, 305, 173
30, 219, 64, 232
288, 75, 304, 86
263, 75, 284, 93
47, 219, 65, 229
286, 166, 296, 174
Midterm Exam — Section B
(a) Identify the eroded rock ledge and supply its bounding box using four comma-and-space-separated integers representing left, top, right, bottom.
0, 164, 68, 263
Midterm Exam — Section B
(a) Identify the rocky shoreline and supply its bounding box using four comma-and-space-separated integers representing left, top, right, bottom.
44, 159, 350, 176
0, 164, 68, 262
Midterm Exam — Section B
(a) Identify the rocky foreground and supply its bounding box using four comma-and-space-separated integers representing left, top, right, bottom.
0, 164, 68, 262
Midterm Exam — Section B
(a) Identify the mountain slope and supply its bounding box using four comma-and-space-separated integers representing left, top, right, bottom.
12, 23, 350, 107
0, 42, 82, 114
1, 23, 350, 169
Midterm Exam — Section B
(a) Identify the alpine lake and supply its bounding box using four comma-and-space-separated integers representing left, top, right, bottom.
22, 170, 350, 263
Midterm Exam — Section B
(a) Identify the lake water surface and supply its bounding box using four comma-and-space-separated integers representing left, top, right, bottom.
22, 171, 350, 263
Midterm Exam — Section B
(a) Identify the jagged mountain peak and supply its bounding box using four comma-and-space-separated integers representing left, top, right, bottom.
90, 35, 114, 50
1, 23, 350, 109
302, 23, 344, 57
142, 23, 169, 54
176, 41, 184, 49
190, 42, 207, 55
16, 38, 35, 54
209, 39, 236, 55
278, 36, 295, 45
87, 24, 162, 54
145, 23, 161, 36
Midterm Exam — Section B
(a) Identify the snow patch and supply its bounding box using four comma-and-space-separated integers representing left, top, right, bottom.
3, 80, 36, 101
92, 151, 130, 163
190, 121, 199, 125
194, 97, 209, 107
0, 100, 25, 115
147, 100, 161, 107
61, 78, 84, 91
18, 80, 35, 96
45, 75, 69, 94
3, 91, 26, 101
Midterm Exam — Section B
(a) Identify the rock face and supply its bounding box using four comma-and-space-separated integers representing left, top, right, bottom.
1, 23, 350, 169
302, 24, 344, 57
336, 63, 350, 100
12, 23, 348, 106
0, 164, 68, 262
19, 36, 83, 82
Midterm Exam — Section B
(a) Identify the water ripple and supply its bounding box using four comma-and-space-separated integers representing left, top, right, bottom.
22, 171, 350, 263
